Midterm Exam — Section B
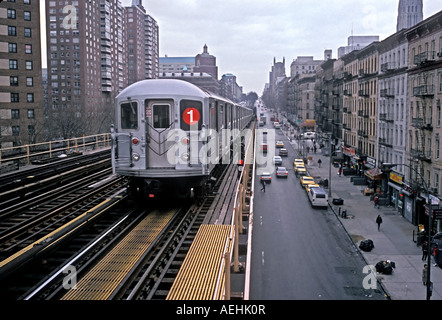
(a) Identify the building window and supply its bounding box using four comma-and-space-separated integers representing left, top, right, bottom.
11, 93, 19, 102
10, 76, 18, 86
24, 11, 31, 21
9, 60, 18, 69
25, 61, 33, 70
7, 9, 16, 19
8, 26, 17, 36
24, 28, 31, 37
11, 109, 20, 119
26, 77, 33, 86
27, 93, 34, 103
28, 125, 35, 136
25, 44, 32, 54
8, 43, 17, 53
12, 126, 20, 136
27, 109, 35, 119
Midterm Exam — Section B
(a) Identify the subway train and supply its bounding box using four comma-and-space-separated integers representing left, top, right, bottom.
111, 79, 254, 199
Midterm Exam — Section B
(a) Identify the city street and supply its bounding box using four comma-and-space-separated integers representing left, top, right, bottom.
249, 121, 385, 300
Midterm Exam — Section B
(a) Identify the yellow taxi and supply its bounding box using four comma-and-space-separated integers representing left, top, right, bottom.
276, 141, 284, 148
294, 164, 307, 176
294, 159, 304, 167
300, 176, 315, 189
305, 183, 320, 193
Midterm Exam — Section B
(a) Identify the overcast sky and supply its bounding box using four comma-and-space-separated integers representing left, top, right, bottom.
42, 1, 442, 94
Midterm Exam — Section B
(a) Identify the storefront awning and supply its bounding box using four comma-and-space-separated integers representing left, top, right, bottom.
365, 168, 383, 180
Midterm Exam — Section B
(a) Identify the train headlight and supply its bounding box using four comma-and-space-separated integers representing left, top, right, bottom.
181, 153, 189, 162
132, 153, 141, 161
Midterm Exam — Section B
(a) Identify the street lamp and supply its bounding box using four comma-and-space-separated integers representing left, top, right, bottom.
381, 163, 433, 300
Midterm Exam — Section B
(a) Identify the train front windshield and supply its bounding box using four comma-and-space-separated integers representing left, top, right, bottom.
121, 102, 138, 130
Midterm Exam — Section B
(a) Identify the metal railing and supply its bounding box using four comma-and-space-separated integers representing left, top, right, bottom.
0, 133, 111, 166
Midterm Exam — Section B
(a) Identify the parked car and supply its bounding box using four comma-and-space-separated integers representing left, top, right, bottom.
276, 167, 289, 178
308, 187, 329, 208
300, 176, 315, 188
305, 183, 320, 193
273, 156, 283, 165
294, 164, 307, 176
279, 148, 288, 157
294, 158, 304, 166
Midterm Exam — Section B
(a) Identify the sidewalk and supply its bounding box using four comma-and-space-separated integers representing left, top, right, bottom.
283, 129, 442, 300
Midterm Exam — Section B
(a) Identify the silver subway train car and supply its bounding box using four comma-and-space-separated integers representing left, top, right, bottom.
111, 79, 253, 199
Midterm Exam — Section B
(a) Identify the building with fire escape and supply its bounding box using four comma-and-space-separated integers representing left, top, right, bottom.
405, 11, 442, 227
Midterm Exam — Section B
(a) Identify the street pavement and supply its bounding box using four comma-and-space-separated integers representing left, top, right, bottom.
281, 126, 442, 300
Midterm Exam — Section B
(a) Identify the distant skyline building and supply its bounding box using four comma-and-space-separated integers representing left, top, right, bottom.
194, 44, 218, 80
290, 56, 324, 77
397, 0, 423, 32
338, 36, 380, 58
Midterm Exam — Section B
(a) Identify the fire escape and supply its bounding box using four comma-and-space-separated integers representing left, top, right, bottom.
410, 52, 436, 188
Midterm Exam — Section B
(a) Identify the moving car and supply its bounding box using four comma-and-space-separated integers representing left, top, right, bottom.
302, 131, 315, 139
300, 176, 315, 188
276, 167, 289, 178
276, 141, 284, 148
273, 156, 283, 165
261, 172, 272, 183
279, 148, 288, 157
294, 159, 304, 167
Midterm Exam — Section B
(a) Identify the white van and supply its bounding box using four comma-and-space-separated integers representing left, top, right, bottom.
308, 187, 328, 208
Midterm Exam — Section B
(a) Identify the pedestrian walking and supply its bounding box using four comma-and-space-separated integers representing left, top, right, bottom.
318, 158, 322, 168
338, 166, 342, 176
260, 180, 266, 192
373, 195, 380, 208
422, 264, 428, 286
433, 244, 439, 267
376, 214, 383, 231
422, 240, 429, 261
313, 145, 317, 154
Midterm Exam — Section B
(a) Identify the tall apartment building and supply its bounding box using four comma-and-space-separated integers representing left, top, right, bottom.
405, 11, 442, 201
144, 13, 159, 79
0, 0, 43, 147
45, 0, 127, 138
126, 0, 159, 85
356, 42, 380, 162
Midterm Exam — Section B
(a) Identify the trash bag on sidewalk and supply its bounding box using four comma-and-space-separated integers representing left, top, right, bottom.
359, 239, 374, 252
375, 260, 395, 274
332, 198, 344, 205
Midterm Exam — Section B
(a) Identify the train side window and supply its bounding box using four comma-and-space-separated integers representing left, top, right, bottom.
121, 102, 138, 130
152, 104, 170, 129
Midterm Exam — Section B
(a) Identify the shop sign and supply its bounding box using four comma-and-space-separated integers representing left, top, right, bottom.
343, 146, 355, 157
425, 204, 442, 219
389, 172, 403, 185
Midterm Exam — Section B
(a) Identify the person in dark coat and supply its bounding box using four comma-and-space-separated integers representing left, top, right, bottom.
376, 214, 383, 231
422, 240, 429, 261
260, 179, 266, 192
422, 264, 428, 286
